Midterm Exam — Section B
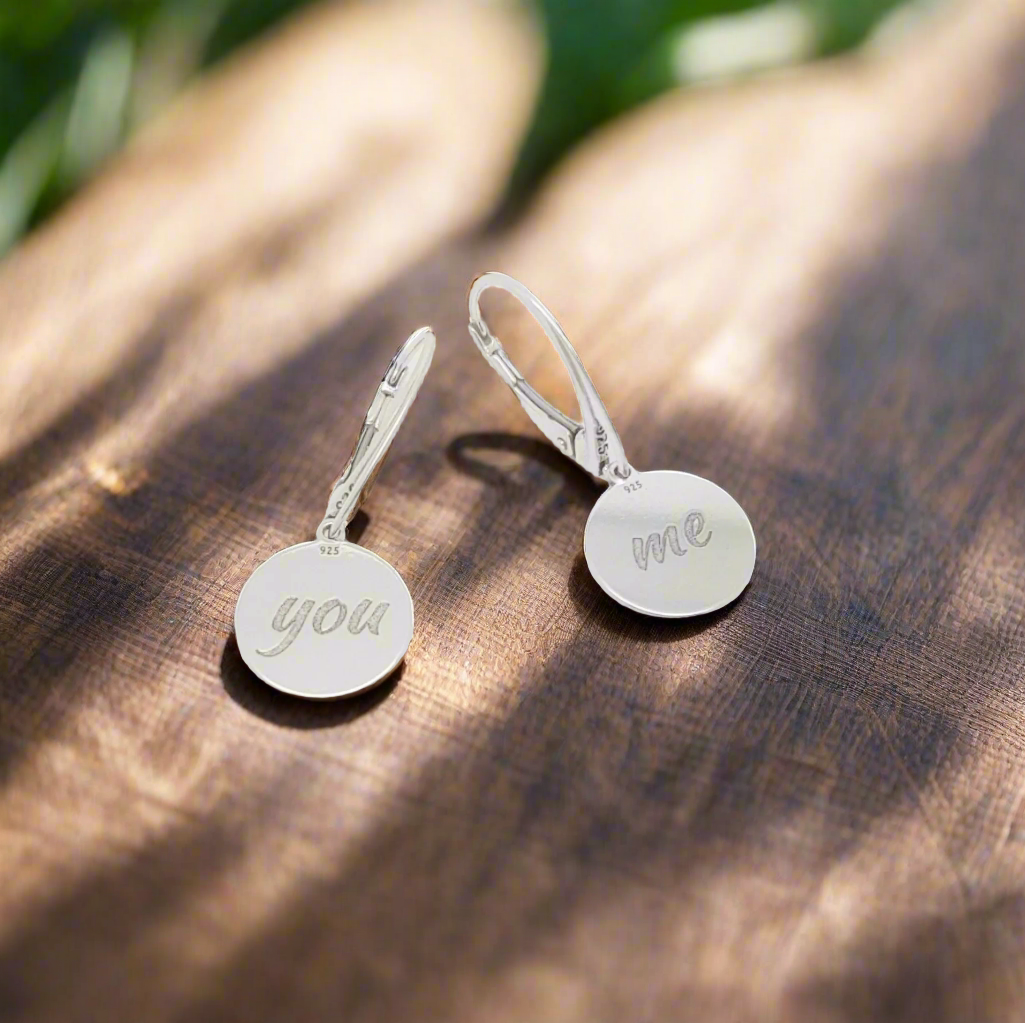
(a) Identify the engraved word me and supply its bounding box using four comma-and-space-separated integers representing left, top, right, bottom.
633, 511, 711, 570
258, 596, 390, 657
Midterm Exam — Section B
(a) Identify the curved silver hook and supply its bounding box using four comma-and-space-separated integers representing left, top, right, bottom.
468, 272, 632, 484
318, 326, 435, 541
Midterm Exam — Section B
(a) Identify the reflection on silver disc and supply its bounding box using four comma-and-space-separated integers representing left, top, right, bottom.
583, 470, 756, 618
235, 541, 414, 698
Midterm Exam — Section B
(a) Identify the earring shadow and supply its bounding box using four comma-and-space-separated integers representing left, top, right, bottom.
343, 509, 370, 545
568, 552, 744, 643
447, 430, 602, 505
220, 633, 399, 728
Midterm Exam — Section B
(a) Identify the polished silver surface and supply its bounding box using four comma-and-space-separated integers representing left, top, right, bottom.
235, 541, 414, 699
234, 327, 434, 697
584, 470, 756, 617
319, 327, 436, 541
468, 273, 756, 618
469, 272, 631, 484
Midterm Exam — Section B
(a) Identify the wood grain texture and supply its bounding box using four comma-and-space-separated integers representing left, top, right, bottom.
2, 0, 1025, 1020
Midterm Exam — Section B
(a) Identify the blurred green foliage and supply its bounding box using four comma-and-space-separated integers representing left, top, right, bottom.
0, 0, 323, 251
508, 0, 919, 199
0, 0, 929, 254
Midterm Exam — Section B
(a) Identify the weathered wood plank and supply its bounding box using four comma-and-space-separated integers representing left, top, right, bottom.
2, 0, 1025, 1020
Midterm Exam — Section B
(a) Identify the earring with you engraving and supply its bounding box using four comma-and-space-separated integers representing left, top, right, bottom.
468, 273, 756, 618
234, 327, 435, 698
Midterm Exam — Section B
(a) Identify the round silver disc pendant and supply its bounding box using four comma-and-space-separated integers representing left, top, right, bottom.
583, 470, 756, 618
235, 541, 414, 698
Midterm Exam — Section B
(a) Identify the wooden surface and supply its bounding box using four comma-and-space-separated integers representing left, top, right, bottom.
3, 0, 1025, 1019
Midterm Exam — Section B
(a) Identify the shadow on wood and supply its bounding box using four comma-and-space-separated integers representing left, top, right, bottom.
220, 633, 401, 729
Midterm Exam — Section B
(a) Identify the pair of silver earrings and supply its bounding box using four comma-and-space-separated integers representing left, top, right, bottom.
235, 273, 757, 699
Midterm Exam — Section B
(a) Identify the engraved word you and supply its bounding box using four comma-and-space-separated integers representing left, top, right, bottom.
632, 511, 711, 571
257, 596, 390, 657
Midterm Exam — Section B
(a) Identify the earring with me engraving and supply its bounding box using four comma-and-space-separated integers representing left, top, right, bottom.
469, 273, 755, 618
234, 327, 435, 698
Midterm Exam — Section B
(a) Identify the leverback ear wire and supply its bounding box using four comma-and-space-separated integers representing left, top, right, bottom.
468, 272, 633, 485
318, 326, 435, 542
